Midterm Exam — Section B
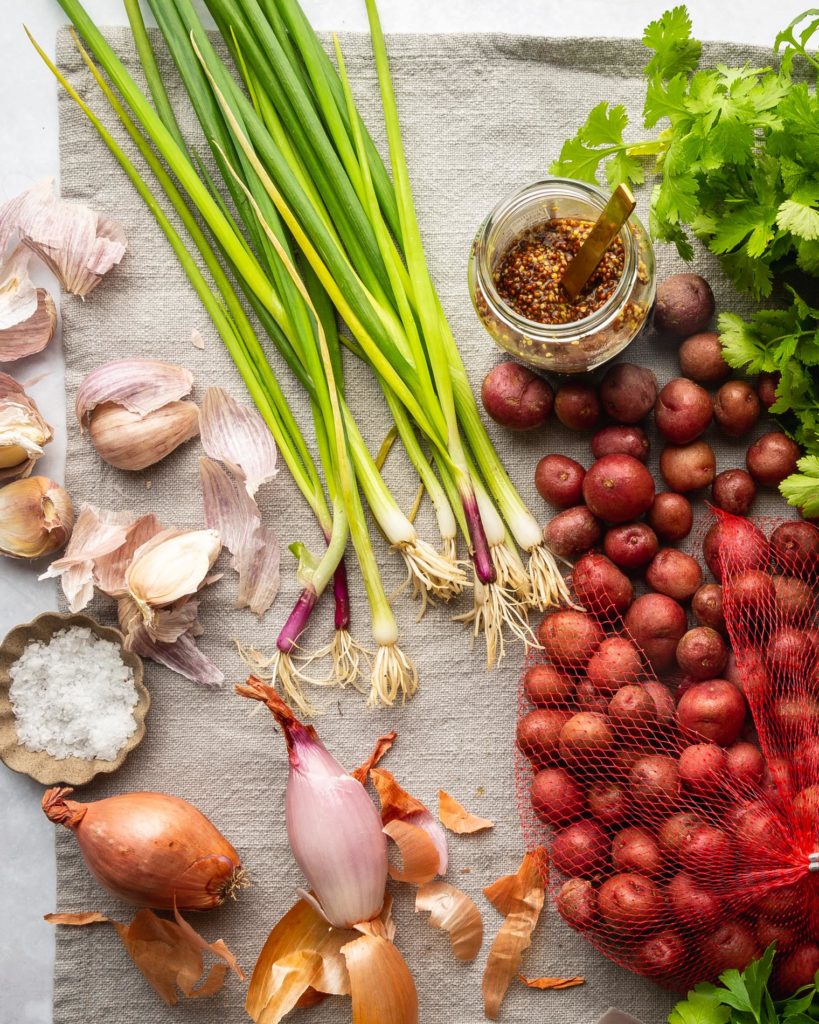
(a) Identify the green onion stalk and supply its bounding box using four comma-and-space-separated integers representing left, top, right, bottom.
31, 27, 364, 710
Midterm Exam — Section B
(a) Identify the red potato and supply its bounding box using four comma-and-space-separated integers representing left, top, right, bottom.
677, 679, 747, 746
600, 363, 658, 424
587, 781, 629, 828
676, 627, 728, 679
608, 685, 657, 738
796, 737, 819, 777
624, 593, 688, 672
773, 575, 816, 623
678, 332, 730, 384
530, 768, 585, 825
667, 872, 721, 929
575, 679, 610, 715
538, 609, 603, 668
692, 584, 726, 633
551, 820, 608, 877
611, 826, 663, 876
726, 742, 765, 788
701, 920, 759, 975
762, 757, 794, 801
586, 637, 643, 695
633, 929, 686, 980
481, 361, 553, 430
604, 523, 659, 571
702, 519, 768, 582
523, 663, 575, 707
544, 505, 602, 559
516, 709, 571, 763
771, 521, 819, 573
535, 454, 586, 508
713, 380, 761, 438
755, 882, 806, 922
644, 682, 676, 729
591, 425, 650, 463
554, 381, 601, 431
556, 877, 598, 930
646, 548, 703, 602
678, 742, 726, 796
654, 378, 713, 444
658, 812, 701, 859
680, 823, 734, 877
768, 627, 815, 678
582, 454, 656, 523
724, 650, 769, 701
792, 784, 819, 827
559, 712, 614, 765
654, 273, 715, 339
572, 553, 634, 614
757, 371, 780, 410
757, 918, 798, 953
728, 801, 780, 855
772, 698, 819, 738
747, 432, 801, 487
629, 754, 681, 812
660, 440, 717, 492
711, 469, 756, 516
648, 492, 694, 542
598, 872, 664, 932
731, 569, 776, 615
774, 945, 819, 997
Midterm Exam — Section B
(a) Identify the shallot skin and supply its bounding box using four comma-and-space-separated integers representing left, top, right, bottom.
42, 787, 242, 910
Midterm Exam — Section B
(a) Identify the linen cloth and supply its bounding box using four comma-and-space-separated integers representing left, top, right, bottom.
54, 25, 774, 1024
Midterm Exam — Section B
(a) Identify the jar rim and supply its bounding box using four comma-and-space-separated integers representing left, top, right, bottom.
474, 177, 640, 340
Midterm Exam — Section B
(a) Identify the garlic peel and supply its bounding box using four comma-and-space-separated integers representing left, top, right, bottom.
0, 372, 53, 481
0, 245, 37, 329
126, 528, 222, 619
76, 358, 194, 425
200, 458, 280, 616
88, 400, 199, 471
0, 178, 126, 297
0, 476, 73, 559
200, 387, 277, 497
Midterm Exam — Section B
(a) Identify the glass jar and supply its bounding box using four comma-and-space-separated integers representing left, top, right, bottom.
468, 178, 655, 374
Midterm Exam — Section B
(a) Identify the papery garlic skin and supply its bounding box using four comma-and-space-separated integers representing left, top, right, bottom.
126, 529, 221, 619
285, 724, 389, 929
88, 400, 199, 471
0, 476, 73, 559
0, 244, 57, 362
0, 373, 53, 481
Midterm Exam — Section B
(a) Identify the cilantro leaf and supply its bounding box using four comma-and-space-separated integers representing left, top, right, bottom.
781, 456, 819, 517
643, 6, 703, 80
582, 101, 629, 145
777, 187, 819, 240
669, 986, 730, 1024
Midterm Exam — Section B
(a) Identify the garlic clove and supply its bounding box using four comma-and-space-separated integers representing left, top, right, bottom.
0, 372, 53, 481
88, 400, 199, 471
0, 476, 73, 559
76, 358, 194, 425
200, 387, 277, 497
0, 244, 57, 362
0, 178, 126, 297
126, 528, 222, 618
93, 513, 162, 598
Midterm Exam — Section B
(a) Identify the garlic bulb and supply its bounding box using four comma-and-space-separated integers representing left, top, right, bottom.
76, 359, 199, 471
0, 476, 73, 559
126, 528, 222, 620
0, 372, 53, 481
88, 401, 200, 471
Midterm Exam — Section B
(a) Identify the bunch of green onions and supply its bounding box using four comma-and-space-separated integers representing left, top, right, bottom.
34, 0, 572, 708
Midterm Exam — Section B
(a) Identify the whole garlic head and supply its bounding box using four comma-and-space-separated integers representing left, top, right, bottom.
76, 358, 199, 472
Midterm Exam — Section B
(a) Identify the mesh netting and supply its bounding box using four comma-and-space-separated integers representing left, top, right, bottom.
516, 510, 819, 995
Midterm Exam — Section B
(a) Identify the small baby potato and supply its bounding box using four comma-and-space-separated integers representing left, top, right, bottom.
604, 523, 659, 571
676, 627, 728, 680
582, 454, 656, 522
554, 381, 601, 431
660, 440, 717, 492
481, 361, 553, 430
624, 593, 688, 672
600, 363, 658, 424
538, 609, 603, 667
646, 548, 703, 602
692, 584, 725, 633
678, 332, 730, 384
654, 273, 715, 339
713, 380, 760, 439
544, 505, 602, 559
648, 492, 694, 542
535, 454, 586, 507
711, 469, 756, 516
591, 424, 650, 463
746, 432, 800, 487
654, 378, 713, 444
757, 372, 780, 410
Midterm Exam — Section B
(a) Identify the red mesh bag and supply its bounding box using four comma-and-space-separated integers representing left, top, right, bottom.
516, 510, 819, 995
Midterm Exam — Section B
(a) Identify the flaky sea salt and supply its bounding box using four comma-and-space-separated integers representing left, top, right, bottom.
9, 626, 139, 761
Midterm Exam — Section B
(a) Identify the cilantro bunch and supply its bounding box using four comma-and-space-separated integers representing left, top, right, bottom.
668, 945, 819, 1024
551, 7, 819, 293
552, 8, 819, 513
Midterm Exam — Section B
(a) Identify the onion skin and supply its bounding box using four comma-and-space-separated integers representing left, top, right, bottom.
42, 787, 242, 910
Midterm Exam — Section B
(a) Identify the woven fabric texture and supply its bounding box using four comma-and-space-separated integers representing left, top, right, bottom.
54, 24, 773, 1024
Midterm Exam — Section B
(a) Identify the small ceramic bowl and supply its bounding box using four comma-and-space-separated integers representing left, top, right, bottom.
0, 611, 149, 786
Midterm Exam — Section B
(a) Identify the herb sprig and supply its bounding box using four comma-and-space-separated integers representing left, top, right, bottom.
669, 945, 819, 1024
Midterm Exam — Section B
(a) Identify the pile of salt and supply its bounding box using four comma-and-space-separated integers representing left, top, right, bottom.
9, 626, 139, 761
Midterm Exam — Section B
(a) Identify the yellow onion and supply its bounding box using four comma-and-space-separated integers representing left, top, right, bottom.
42, 787, 245, 910
0, 476, 73, 558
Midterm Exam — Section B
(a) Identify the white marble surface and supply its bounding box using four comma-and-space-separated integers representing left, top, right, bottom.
0, 2, 790, 1021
